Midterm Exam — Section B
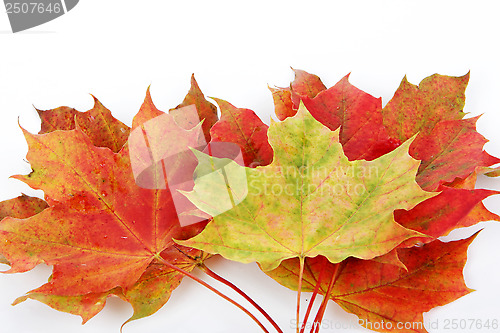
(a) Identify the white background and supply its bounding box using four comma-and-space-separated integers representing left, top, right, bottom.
1, 1, 500, 332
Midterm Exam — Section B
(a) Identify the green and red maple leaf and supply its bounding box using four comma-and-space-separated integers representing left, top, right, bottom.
0, 70, 498, 333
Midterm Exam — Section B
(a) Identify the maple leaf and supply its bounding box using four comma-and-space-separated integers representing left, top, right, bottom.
265, 234, 477, 333
179, 103, 435, 271
0, 86, 216, 323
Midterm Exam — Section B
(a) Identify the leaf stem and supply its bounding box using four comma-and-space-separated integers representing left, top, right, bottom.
296, 257, 305, 333
155, 254, 271, 333
299, 257, 328, 333
310, 262, 343, 333
198, 263, 283, 333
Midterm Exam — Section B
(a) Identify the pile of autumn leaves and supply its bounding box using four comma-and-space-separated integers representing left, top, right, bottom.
0, 70, 499, 333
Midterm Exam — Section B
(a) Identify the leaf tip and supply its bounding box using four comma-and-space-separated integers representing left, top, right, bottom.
189, 73, 201, 89
209, 97, 226, 108
460, 70, 471, 83
468, 228, 483, 242
17, 120, 34, 140
145, 85, 153, 99
89, 94, 103, 108
399, 74, 412, 88
11, 295, 28, 306
33, 104, 42, 115
190, 73, 197, 84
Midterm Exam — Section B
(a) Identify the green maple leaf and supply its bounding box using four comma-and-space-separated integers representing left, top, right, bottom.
178, 103, 436, 271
